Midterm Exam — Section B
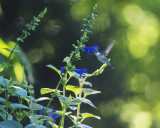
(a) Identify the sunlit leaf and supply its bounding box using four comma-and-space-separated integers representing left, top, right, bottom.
0, 120, 23, 128
82, 88, 101, 96
66, 85, 82, 96
40, 88, 61, 95
81, 113, 100, 122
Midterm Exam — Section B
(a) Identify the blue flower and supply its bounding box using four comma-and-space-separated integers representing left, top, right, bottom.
39, 107, 45, 115
48, 110, 61, 122
60, 67, 65, 75
74, 68, 88, 78
83, 46, 100, 55
40, 107, 61, 122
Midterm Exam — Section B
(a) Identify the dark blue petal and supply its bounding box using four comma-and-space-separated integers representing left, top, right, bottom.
83, 46, 100, 55
81, 68, 88, 74
74, 68, 88, 78
48, 110, 61, 122
60, 67, 65, 76
40, 107, 45, 115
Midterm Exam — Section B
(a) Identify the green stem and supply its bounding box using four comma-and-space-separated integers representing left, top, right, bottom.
76, 81, 83, 124
60, 84, 66, 127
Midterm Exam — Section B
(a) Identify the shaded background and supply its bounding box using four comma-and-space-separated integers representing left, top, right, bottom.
0, 0, 160, 128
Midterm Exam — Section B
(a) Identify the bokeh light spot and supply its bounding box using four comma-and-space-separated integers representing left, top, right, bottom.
27, 48, 43, 64
71, 1, 91, 20
120, 103, 140, 122
129, 39, 149, 58
123, 4, 145, 26
132, 112, 152, 128
131, 73, 150, 93
93, 12, 110, 32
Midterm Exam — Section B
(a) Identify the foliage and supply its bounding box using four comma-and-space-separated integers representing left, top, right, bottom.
0, 3, 114, 128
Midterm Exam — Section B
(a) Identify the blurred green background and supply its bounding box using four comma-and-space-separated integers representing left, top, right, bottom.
0, 0, 160, 127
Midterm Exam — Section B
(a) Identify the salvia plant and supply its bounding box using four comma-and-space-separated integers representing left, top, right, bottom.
0, 4, 115, 128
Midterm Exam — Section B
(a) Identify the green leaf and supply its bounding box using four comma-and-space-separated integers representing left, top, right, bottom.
2, 62, 16, 68
0, 97, 6, 102
38, 7, 47, 19
81, 113, 100, 122
0, 76, 9, 87
63, 57, 70, 63
46, 65, 61, 76
90, 63, 107, 77
0, 120, 23, 128
11, 86, 27, 98
31, 103, 44, 110
66, 85, 82, 96
25, 124, 47, 128
40, 88, 61, 95
75, 123, 92, 128
72, 98, 96, 109
59, 95, 70, 108
11, 103, 30, 110
82, 88, 101, 96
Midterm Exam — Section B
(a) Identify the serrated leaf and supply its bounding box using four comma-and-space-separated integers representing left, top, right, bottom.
85, 63, 107, 77
40, 88, 61, 95
46, 65, 61, 76
36, 97, 50, 102
66, 85, 82, 96
82, 88, 101, 96
0, 120, 23, 128
75, 123, 92, 128
72, 98, 96, 109
81, 113, 100, 122
11, 103, 30, 110
38, 7, 47, 19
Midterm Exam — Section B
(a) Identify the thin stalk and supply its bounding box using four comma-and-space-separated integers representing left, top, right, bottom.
7, 43, 18, 62
76, 81, 83, 124
60, 84, 66, 127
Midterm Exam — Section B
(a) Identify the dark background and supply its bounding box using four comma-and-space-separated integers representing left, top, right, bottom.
0, 0, 160, 128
